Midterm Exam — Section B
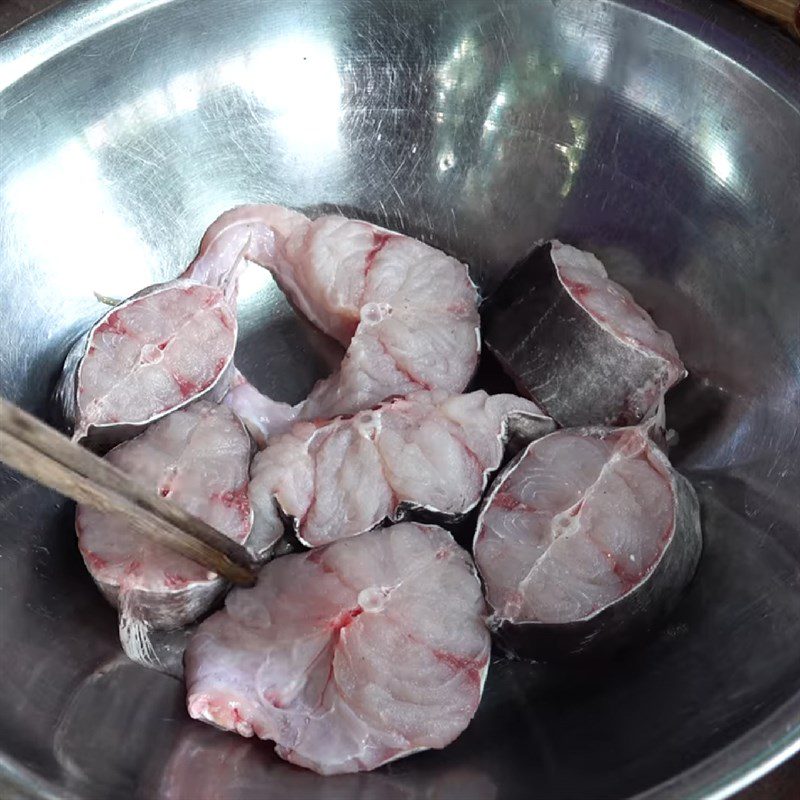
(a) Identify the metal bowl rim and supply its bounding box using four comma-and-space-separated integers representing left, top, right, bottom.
1, 1, 799, 798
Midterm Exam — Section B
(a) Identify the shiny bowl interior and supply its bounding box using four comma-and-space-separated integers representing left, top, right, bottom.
1, 1, 799, 798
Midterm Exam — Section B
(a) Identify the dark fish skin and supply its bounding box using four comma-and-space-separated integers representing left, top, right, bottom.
53, 328, 89, 435
477, 425, 703, 661
481, 242, 686, 427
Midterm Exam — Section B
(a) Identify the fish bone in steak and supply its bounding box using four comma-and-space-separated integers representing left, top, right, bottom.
185, 522, 491, 775
482, 240, 686, 427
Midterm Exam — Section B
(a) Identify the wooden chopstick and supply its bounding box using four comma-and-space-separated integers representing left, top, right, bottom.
0, 398, 257, 587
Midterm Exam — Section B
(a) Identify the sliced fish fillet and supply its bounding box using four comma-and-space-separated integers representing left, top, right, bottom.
185, 522, 490, 775
76, 402, 278, 629
250, 389, 554, 546
482, 241, 686, 426
198, 205, 480, 420
474, 424, 701, 658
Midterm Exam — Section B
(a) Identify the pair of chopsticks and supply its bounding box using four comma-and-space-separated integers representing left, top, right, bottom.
0, 398, 257, 587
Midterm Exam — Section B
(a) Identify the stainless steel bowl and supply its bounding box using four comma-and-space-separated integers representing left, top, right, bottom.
1, 1, 799, 798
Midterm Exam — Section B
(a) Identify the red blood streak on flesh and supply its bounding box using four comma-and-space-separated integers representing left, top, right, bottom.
459, 439, 484, 473
379, 395, 404, 408
157, 340, 169, 351
330, 607, 363, 633
307, 417, 335, 428
95, 310, 127, 336
567, 500, 583, 517
562, 273, 612, 326
607, 555, 640, 594
164, 572, 189, 589
583, 526, 642, 595
447, 300, 473, 315
353, 230, 397, 315
364, 232, 394, 277
215, 307, 235, 331
616, 430, 646, 458
173, 374, 199, 398
564, 281, 591, 299
307, 550, 335, 574
492, 492, 523, 511
84, 551, 108, 571
217, 484, 251, 516
262, 692, 285, 709
125, 560, 141, 575
192, 286, 217, 308
559, 272, 591, 298
377, 337, 429, 390
432, 649, 483, 684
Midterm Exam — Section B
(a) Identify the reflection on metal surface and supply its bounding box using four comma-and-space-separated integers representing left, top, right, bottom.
80, 38, 342, 160
224, 38, 343, 160
4, 140, 155, 298
0, 1, 799, 799
53, 657, 181, 795
709, 141, 734, 184
555, 115, 588, 197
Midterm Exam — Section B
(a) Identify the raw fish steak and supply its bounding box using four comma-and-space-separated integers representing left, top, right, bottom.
197, 205, 480, 419
474, 423, 701, 659
76, 402, 274, 630
250, 389, 554, 546
185, 522, 490, 775
482, 241, 686, 426
55, 223, 252, 448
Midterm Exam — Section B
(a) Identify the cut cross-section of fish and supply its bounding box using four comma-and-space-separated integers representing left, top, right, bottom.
55, 225, 251, 449
184, 522, 490, 775
75, 402, 279, 630
249, 389, 554, 547
473, 424, 702, 659
482, 241, 686, 427
196, 205, 481, 420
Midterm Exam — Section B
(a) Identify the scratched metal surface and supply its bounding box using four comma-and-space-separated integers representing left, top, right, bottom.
0, 1, 799, 798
